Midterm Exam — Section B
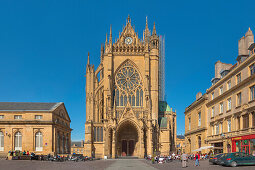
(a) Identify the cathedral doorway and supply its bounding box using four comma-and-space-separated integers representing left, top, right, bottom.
116, 121, 138, 157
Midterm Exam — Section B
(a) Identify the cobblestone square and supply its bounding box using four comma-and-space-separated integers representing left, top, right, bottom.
1, 159, 255, 170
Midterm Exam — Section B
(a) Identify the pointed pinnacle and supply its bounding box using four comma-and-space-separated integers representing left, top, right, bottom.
146, 16, 148, 27
105, 33, 108, 44
152, 22, 157, 35
127, 15, 130, 23
109, 25, 112, 44
110, 24, 112, 37
87, 52, 90, 65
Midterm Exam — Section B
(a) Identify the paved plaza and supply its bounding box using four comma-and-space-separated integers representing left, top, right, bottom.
0, 159, 255, 170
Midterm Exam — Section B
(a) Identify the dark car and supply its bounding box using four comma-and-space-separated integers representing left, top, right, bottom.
209, 154, 223, 165
221, 152, 255, 167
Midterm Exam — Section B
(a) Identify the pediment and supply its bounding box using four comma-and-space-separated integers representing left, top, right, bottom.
114, 21, 143, 47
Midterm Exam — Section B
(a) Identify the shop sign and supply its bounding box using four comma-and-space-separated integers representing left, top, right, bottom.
232, 137, 242, 140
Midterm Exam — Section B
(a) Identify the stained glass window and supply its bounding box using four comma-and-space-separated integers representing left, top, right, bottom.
115, 61, 143, 107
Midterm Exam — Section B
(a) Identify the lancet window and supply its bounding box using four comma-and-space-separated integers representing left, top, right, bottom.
115, 61, 143, 107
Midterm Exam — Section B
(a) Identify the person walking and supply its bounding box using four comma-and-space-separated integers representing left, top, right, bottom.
181, 152, 188, 168
195, 152, 200, 166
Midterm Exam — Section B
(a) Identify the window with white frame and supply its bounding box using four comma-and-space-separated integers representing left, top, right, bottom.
220, 102, 223, 114
227, 81, 231, 90
250, 85, 255, 101
237, 93, 242, 106
236, 73, 241, 84
189, 117, 191, 130
219, 86, 223, 95
0, 131, 4, 151
35, 115, 42, 120
216, 124, 219, 135
14, 132, 22, 151
220, 122, 223, 134
211, 107, 215, 117
14, 115, 22, 120
198, 112, 201, 126
35, 132, 43, 151
211, 92, 214, 100
228, 120, 231, 132
0, 115, 4, 119
227, 98, 231, 110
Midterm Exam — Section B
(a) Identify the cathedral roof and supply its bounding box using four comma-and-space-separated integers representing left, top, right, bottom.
159, 101, 172, 112
0, 102, 62, 111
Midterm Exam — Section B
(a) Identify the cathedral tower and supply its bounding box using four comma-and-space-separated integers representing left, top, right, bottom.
84, 16, 176, 158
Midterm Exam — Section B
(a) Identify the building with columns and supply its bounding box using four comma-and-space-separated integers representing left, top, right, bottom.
84, 16, 176, 158
185, 28, 255, 155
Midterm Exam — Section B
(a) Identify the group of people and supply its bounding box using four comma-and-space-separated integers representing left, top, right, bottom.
7, 150, 31, 157
181, 152, 210, 168
147, 152, 210, 168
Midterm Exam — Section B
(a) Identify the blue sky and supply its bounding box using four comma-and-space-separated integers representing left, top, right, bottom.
0, 0, 255, 140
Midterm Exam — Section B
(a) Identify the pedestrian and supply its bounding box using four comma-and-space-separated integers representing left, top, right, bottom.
27, 151, 29, 155
181, 152, 188, 168
195, 152, 200, 166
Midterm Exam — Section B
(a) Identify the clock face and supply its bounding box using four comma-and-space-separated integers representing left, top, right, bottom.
125, 37, 133, 45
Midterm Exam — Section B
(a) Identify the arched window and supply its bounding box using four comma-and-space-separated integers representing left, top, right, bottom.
14, 132, 22, 151
35, 132, 43, 151
0, 131, 4, 151
115, 61, 143, 107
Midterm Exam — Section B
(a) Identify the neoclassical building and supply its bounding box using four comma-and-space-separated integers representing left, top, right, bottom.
0, 102, 71, 156
85, 16, 176, 158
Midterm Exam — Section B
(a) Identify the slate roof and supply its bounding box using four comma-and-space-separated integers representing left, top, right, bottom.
159, 117, 168, 128
159, 101, 172, 112
0, 102, 61, 111
71, 141, 84, 147
177, 135, 185, 139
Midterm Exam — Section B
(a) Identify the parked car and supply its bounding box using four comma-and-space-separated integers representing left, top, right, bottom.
221, 152, 255, 167
209, 154, 223, 165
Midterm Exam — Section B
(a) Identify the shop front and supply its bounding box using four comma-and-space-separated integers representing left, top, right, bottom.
232, 134, 255, 155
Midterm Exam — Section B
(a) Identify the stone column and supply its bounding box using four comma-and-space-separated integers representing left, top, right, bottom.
249, 112, 253, 128
240, 115, 243, 130
140, 128, 144, 158
112, 129, 116, 158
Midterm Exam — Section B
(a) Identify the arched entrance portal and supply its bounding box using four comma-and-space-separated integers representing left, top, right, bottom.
116, 121, 139, 157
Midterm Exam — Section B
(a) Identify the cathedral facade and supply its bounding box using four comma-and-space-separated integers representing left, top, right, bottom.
85, 16, 176, 158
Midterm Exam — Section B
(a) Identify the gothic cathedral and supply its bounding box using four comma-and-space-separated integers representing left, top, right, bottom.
85, 16, 176, 158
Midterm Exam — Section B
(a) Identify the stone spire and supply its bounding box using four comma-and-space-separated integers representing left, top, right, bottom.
152, 22, 157, 35
105, 33, 108, 46
144, 16, 150, 42
109, 24, 112, 44
127, 15, 131, 23
87, 52, 90, 65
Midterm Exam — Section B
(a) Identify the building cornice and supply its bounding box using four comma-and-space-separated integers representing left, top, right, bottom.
206, 73, 255, 107
184, 127, 207, 136
185, 95, 207, 114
